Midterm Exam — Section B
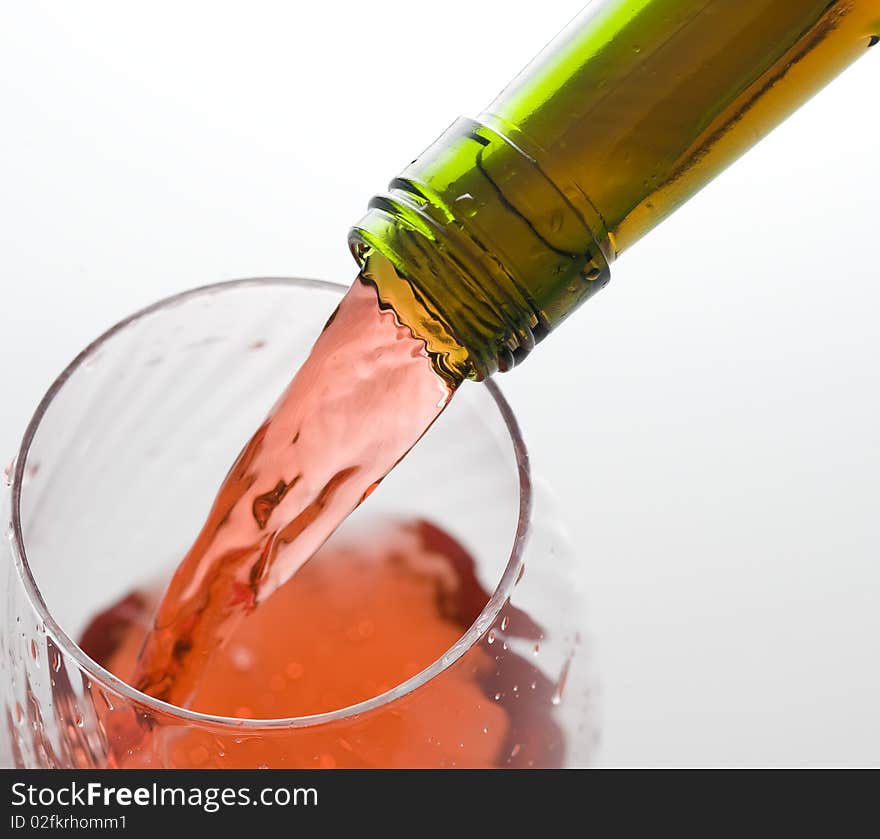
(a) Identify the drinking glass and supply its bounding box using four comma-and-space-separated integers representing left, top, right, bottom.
1, 278, 596, 768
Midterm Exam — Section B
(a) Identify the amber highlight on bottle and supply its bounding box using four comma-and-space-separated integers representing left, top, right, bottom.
351, 0, 880, 382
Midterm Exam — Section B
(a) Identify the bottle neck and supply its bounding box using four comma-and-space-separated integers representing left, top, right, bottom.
351, 0, 879, 381
350, 117, 611, 381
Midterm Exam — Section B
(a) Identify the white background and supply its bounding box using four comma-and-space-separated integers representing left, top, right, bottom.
2, 1, 878, 766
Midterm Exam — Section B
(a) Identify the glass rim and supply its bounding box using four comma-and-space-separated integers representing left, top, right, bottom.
9, 276, 533, 731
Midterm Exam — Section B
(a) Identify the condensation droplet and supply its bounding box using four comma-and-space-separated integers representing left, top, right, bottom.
552, 653, 574, 706
229, 645, 255, 671
189, 745, 209, 765
487, 630, 496, 645
493, 692, 501, 701
482, 726, 489, 735
533, 644, 540, 656
346, 619, 374, 641
500, 616, 510, 631
511, 744, 521, 758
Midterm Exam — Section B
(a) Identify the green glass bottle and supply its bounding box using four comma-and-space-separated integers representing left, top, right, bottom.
350, 0, 880, 382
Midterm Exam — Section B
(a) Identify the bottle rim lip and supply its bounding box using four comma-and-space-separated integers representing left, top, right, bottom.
8, 276, 533, 732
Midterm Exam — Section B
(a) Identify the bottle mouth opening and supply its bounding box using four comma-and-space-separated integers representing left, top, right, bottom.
349, 234, 490, 382
8, 276, 533, 731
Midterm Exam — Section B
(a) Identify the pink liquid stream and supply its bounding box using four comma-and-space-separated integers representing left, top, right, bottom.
132, 276, 456, 707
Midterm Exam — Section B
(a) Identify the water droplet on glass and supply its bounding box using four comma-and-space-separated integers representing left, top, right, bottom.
230, 645, 255, 671
189, 745, 209, 765
347, 619, 374, 641
482, 726, 489, 735
500, 616, 509, 631
493, 692, 501, 701
551, 653, 574, 706
454, 192, 479, 218
487, 630, 496, 645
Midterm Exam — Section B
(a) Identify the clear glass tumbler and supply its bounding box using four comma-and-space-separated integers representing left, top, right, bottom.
1, 278, 596, 768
